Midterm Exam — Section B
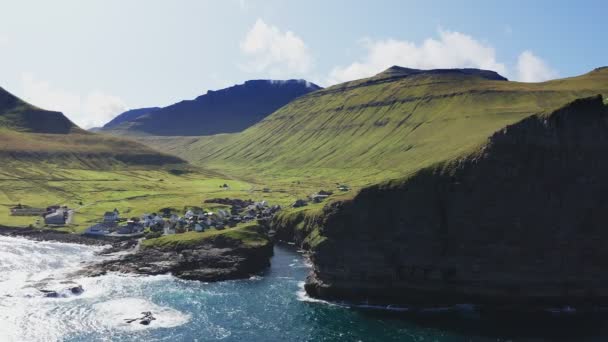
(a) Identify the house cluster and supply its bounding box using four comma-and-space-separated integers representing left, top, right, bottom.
84, 200, 282, 237
85, 209, 145, 236
292, 189, 338, 208
9, 204, 71, 225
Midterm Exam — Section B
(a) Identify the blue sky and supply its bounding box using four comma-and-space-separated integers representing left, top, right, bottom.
1, 0, 606, 127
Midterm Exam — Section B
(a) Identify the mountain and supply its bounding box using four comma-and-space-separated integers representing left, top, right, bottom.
140, 66, 608, 184
103, 107, 161, 129
0, 86, 184, 172
0, 86, 79, 134
101, 79, 321, 136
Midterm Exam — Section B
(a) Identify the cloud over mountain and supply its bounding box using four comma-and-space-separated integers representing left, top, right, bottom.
240, 19, 313, 77
21, 72, 127, 128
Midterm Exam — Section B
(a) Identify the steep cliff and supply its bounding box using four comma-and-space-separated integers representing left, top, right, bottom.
305, 95, 608, 309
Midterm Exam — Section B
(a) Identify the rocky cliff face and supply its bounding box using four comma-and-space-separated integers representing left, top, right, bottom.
305, 95, 608, 309
84, 234, 273, 282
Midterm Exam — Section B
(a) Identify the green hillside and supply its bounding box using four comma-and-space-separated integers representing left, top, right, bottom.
0, 86, 184, 169
140, 67, 608, 187
0, 86, 80, 134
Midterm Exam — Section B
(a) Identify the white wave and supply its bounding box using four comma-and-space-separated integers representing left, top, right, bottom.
0, 236, 191, 341
295, 281, 341, 307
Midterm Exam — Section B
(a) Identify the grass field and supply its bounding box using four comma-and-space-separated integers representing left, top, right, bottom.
0, 161, 344, 233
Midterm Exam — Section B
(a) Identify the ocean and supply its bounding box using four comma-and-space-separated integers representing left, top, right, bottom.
1, 236, 607, 341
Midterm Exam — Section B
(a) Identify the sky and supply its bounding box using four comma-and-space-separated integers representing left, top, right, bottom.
0, 0, 607, 128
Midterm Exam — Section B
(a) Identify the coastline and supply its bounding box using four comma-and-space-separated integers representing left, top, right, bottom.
0, 225, 118, 247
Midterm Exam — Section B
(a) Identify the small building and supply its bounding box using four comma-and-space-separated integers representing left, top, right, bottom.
10, 204, 46, 216
164, 225, 176, 235
184, 210, 195, 219
310, 194, 329, 203
337, 185, 350, 192
84, 223, 110, 236
44, 210, 67, 225
103, 209, 120, 224
117, 220, 144, 234
292, 199, 308, 208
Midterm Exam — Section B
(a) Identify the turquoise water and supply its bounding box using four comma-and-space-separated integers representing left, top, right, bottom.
1, 236, 607, 341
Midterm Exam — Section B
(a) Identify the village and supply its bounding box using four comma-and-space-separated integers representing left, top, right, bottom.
82, 198, 283, 238
7, 185, 349, 239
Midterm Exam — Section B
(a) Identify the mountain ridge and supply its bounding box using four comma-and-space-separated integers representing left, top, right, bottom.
101, 79, 321, 136
0, 86, 185, 171
0, 86, 81, 134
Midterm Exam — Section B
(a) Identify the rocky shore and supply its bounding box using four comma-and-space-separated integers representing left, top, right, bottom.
0, 224, 274, 283
81, 234, 273, 282
0, 225, 115, 246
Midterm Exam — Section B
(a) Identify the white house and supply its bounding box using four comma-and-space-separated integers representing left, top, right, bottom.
44, 210, 66, 225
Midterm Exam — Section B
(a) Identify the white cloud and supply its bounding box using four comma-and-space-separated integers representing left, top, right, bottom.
21, 72, 127, 128
240, 19, 313, 77
516, 50, 558, 82
21, 73, 81, 116
83, 92, 127, 128
327, 29, 508, 85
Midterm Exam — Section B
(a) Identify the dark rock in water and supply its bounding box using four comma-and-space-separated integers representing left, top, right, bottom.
125, 311, 156, 325
70, 285, 84, 295
305, 96, 608, 310
40, 290, 60, 298
39, 283, 84, 298
140, 318, 152, 325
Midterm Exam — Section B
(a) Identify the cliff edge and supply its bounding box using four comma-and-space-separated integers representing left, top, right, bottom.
305, 95, 608, 309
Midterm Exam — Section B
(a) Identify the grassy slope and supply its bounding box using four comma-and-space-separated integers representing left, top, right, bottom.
0, 86, 185, 168
140, 67, 608, 189
142, 223, 269, 249
0, 165, 261, 232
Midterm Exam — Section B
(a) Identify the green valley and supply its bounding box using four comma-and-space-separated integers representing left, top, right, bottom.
139, 66, 608, 188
